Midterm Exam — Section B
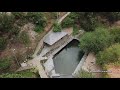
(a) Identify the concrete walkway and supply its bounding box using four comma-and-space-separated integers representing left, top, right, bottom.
81, 53, 102, 78
27, 56, 48, 78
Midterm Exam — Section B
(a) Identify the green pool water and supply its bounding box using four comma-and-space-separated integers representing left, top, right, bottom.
53, 39, 84, 75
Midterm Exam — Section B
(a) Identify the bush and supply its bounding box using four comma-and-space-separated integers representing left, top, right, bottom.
53, 22, 62, 32
61, 12, 79, 28
26, 12, 47, 27
75, 70, 94, 78
79, 27, 113, 53
96, 43, 120, 65
12, 12, 26, 19
0, 37, 7, 51
72, 25, 79, 36
34, 25, 44, 33
98, 12, 120, 23
110, 27, 120, 43
0, 58, 11, 70
78, 12, 98, 31
61, 17, 75, 28
0, 13, 15, 34
19, 31, 30, 45
0, 69, 37, 78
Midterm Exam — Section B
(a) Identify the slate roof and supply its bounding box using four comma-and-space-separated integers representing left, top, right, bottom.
44, 31, 67, 45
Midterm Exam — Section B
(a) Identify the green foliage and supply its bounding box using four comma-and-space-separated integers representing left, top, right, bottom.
80, 27, 113, 53
76, 70, 94, 78
61, 12, 79, 28
110, 27, 120, 43
26, 12, 47, 27
72, 25, 79, 36
0, 37, 7, 51
0, 69, 37, 78
0, 58, 11, 70
98, 12, 120, 23
12, 12, 26, 19
34, 25, 44, 33
53, 22, 62, 32
96, 43, 120, 65
61, 17, 74, 28
0, 13, 15, 34
78, 12, 97, 31
19, 31, 30, 45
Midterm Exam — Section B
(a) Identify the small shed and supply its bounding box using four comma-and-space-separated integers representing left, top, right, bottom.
44, 31, 67, 45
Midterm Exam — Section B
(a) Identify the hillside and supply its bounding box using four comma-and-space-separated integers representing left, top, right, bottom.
1, 12, 120, 78
0, 12, 66, 77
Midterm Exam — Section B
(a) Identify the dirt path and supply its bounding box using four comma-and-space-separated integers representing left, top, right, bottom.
105, 64, 120, 78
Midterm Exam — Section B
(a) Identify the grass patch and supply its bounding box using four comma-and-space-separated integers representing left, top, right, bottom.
0, 37, 7, 51
72, 25, 79, 36
0, 58, 11, 71
0, 69, 39, 78
75, 70, 95, 78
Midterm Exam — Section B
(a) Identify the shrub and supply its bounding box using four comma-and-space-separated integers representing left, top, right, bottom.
0, 69, 37, 78
75, 70, 94, 78
34, 25, 44, 33
72, 25, 79, 36
26, 12, 47, 27
19, 31, 30, 45
79, 27, 113, 53
12, 12, 26, 19
53, 22, 62, 32
110, 27, 120, 43
0, 58, 11, 70
61, 17, 75, 28
0, 37, 7, 51
96, 43, 120, 65
98, 12, 120, 23
78, 12, 98, 31
61, 12, 79, 28
0, 13, 15, 34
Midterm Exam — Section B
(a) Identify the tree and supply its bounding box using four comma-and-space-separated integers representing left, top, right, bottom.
0, 69, 37, 78
53, 22, 62, 32
0, 37, 7, 51
110, 27, 120, 43
97, 12, 120, 23
61, 12, 79, 28
0, 58, 11, 71
75, 70, 94, 78
26, 12, 47, 27
78, 12, 98, 31
96, 43, 120, 65
0, 13, 15, 34
79, 27, 113, 53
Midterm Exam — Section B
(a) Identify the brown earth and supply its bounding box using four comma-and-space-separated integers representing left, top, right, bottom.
105, 64, 120, 78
